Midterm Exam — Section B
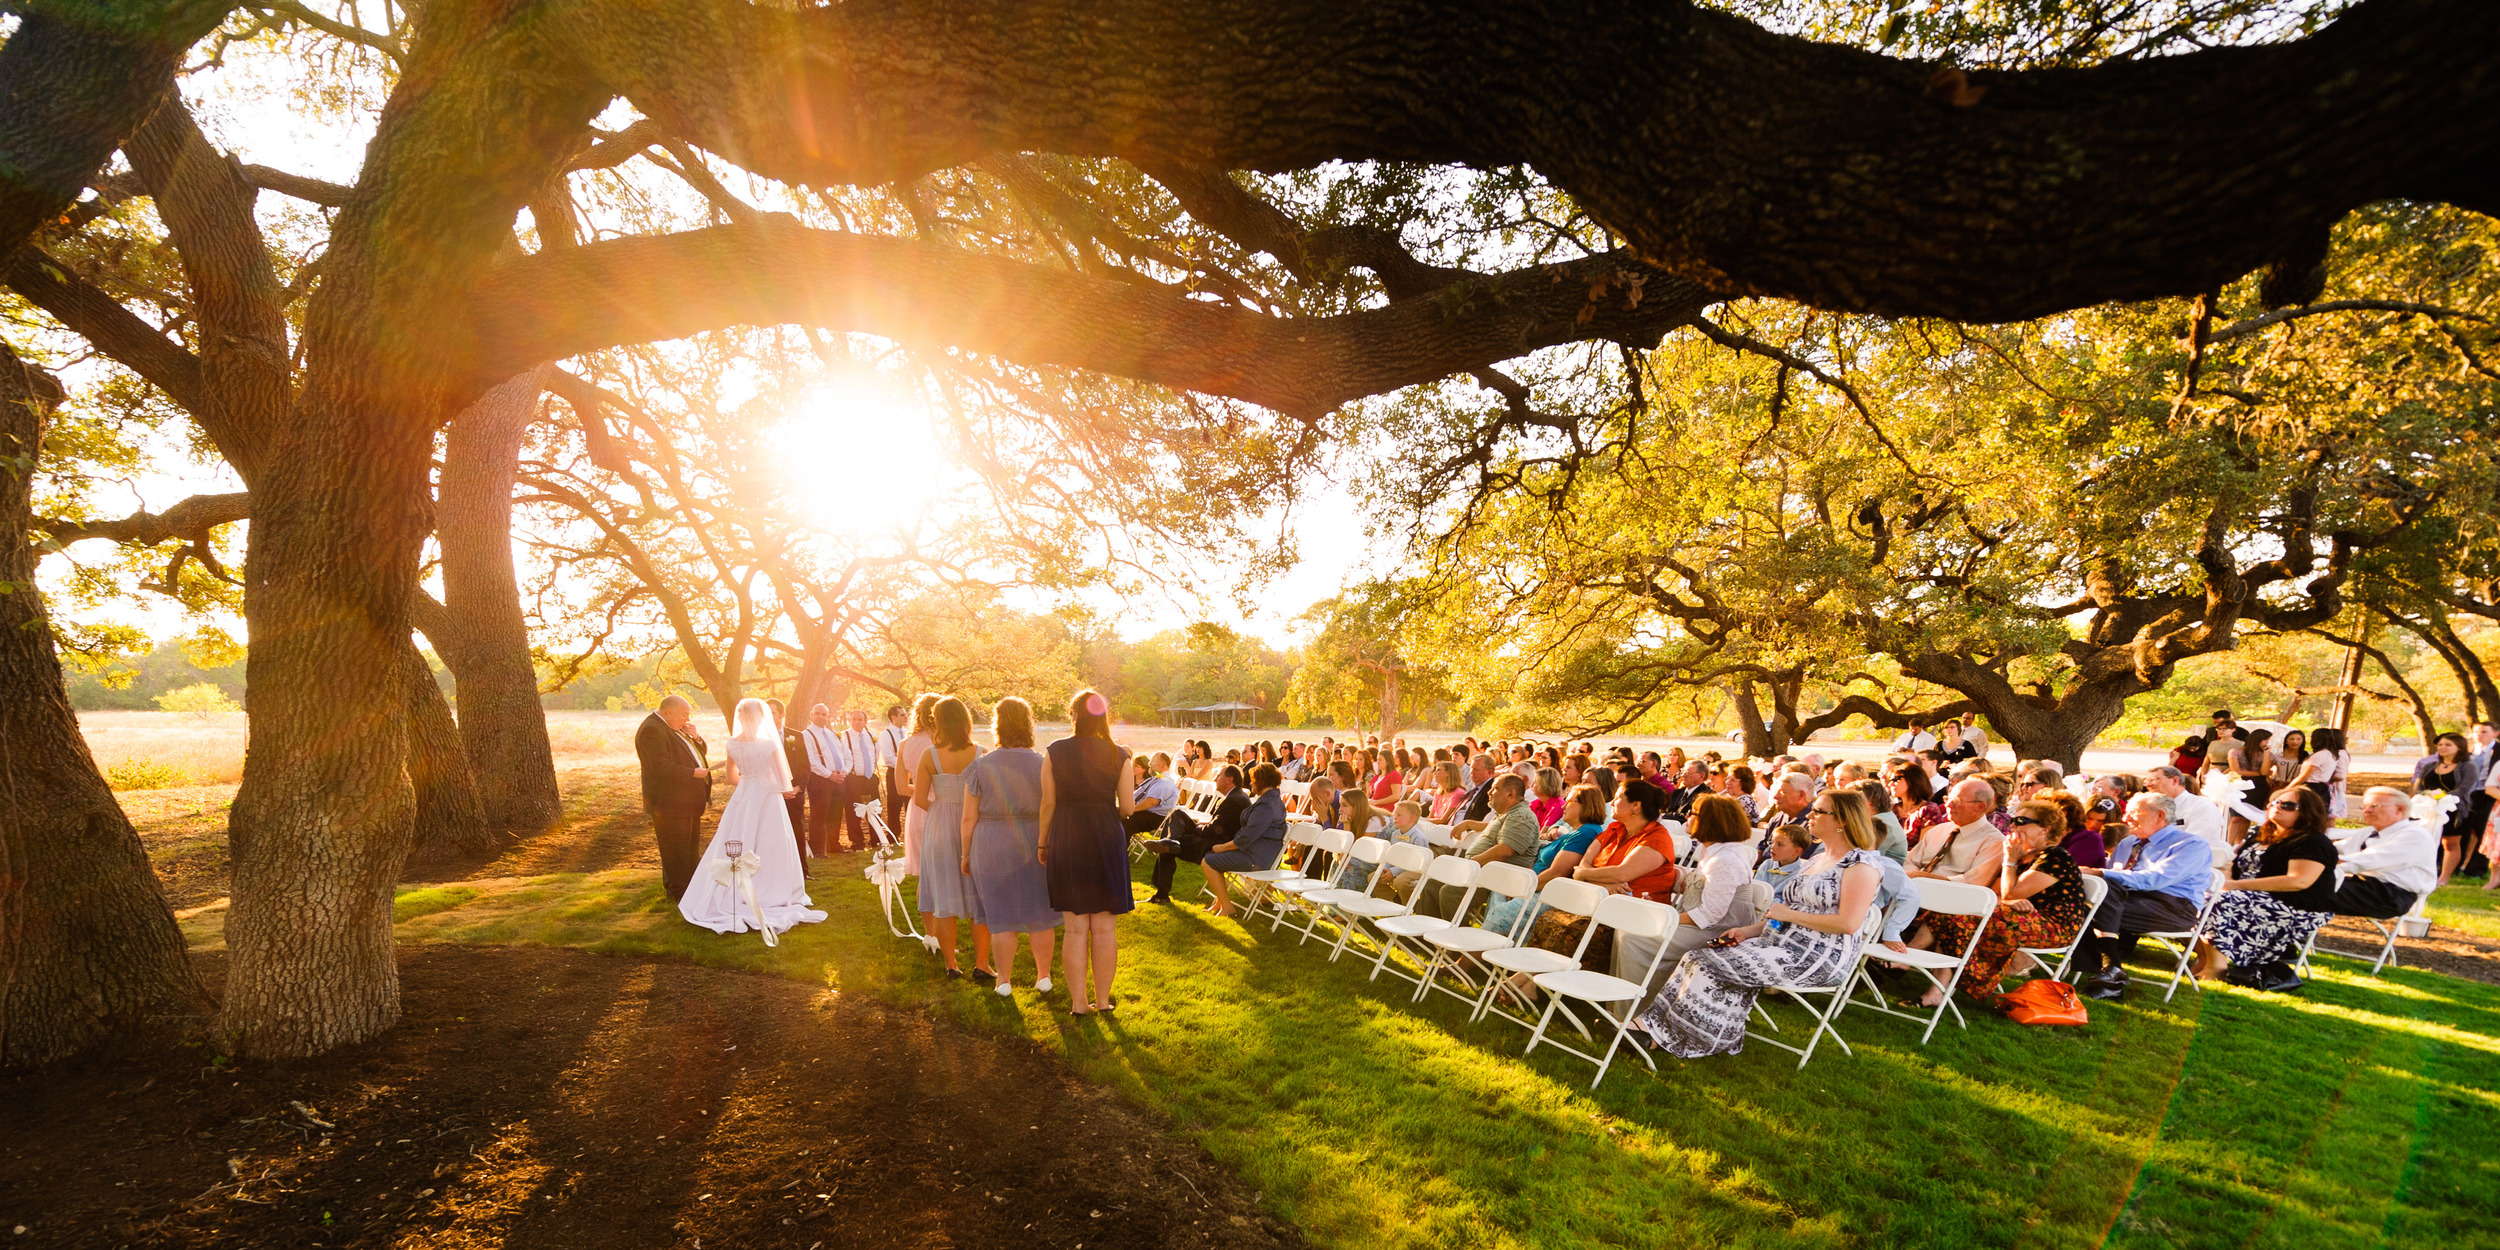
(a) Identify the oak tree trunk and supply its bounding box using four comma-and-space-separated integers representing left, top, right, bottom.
403, 638, 498, 861
0, 342, 209, 1067
426, 372, 559, 837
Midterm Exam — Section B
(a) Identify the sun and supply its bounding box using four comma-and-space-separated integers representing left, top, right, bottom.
768, 382, 953, 533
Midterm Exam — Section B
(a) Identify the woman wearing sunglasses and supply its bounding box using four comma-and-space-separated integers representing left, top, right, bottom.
2191, 787, 2340, 992
1901, 800, 2092, 1009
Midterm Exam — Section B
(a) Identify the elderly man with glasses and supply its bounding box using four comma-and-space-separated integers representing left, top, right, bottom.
2073, 791, 2215, 1001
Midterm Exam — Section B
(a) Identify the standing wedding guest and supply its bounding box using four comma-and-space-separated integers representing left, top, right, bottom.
2286, 727, 2350, 816
914, 696, 988, 978
1042, 690, 1139, 1015
798, 704, 849, 858
2194, 787, 2340, 992
2169, 732, 2211, 790
896, 693, 939, 917
635, 695, 714, 903
2413, 731, 2483, 887
962, 697, 1058, 997
1632, 785, 1882, 1057
680, 698, 827, 940
837, 708, 884, 852
2271, 729, 2309, 790
878, 702, 910, 835
768, 698, 810, 871
1614, 793, 1761, 998
2231, 728, 2277, 805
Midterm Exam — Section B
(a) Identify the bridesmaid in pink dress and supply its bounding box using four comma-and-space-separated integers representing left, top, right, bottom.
898, 694, 939, 945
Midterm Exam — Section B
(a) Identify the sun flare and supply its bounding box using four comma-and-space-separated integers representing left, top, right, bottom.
769, 383, 952, 533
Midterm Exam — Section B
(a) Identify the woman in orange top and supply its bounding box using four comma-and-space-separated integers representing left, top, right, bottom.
1495, 780, 1681, 1013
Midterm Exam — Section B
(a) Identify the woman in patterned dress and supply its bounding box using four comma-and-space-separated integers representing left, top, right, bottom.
2192, 786, 2340, 989
1632, 788, 1883, 1058
1907, 799, 2091, 1007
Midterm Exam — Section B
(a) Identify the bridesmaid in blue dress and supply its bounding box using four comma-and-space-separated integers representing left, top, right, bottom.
914, 696, 988, 979
1041, 690, 1137, 1016
963, 697, 1058, 997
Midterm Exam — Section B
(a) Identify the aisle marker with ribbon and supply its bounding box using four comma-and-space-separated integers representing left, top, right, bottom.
712, 839, 777, 947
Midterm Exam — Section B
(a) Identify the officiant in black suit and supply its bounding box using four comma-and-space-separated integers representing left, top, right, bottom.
636, 695, 714, 902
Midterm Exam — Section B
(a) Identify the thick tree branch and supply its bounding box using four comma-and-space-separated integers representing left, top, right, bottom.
34, 492, 251, 547
237, 163, 353, 207
557, 0, 2500, 321
470, 221, 1714, 418
3, 246, 212, 420
2205, 298, 2491, 345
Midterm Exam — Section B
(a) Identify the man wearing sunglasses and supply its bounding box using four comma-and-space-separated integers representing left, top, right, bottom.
2075, 791, 2214, 1001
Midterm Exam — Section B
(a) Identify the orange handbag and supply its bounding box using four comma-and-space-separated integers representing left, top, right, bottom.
1998, 978, 2090, 1026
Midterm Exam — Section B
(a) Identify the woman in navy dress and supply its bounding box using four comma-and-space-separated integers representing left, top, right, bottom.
1041, 690, 1136, 1016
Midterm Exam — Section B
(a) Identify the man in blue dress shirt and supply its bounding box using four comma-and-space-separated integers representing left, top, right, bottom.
2075, 791, 2215, 1001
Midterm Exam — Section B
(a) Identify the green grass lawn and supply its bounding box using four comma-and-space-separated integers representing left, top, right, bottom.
2425, 881, 2500, 942
346, 851, 2500, 1250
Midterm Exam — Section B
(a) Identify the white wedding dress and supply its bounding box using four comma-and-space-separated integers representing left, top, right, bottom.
679, 736, 828, 941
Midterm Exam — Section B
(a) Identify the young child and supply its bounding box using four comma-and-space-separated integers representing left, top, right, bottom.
1378, 800, 1434, 899
1754, 824, 1814, 889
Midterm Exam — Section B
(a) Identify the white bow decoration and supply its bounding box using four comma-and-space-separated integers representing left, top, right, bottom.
2411, 790, 2460, 825
863, 857, 910, 886
710, 850, 777, 946
2207, 774, 2265, 823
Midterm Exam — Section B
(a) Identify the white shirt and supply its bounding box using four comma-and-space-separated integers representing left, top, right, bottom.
2169, 790, 2228, 856
876, 724, 906, 770
841, 727, 877, 779
1894, 730, 1937, 753
801, 725, 848, 778
2334, 817, 2439, 898
1961, 724, 1988, 759
1684, 840, 1753, 929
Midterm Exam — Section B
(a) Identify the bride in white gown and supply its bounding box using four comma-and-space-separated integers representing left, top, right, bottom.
679, 698, 828, 943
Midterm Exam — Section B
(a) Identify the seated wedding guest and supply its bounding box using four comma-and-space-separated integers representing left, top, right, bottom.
1530, 766, 1568, 828
1763, 771, 1814, 837
2033, 788, 2105, 869
1481, 784, 1608, 938
1141, 764, 1249, 905
1903, 800, 2091, 1008
1755, 824, 1814, 889
1375, 799, 1441, 899
962, 697, 1059, 997
1724, 764, 1765, 823
2193, 787, 2339, 992
1631, 786, 1882, 1057
1889, 763, 1947, 841
1563, 753, 1592, 789
1452, 753, 1502, 826
1639, 751, 1668, 785
1495, 779, 1680, 1012
1426, 759, 1469, 823
1906, 779, 2007, 888
1590, 759, 1620, 806
1416, 774, 1539, 923
2014, 761, 2063, 804
1124, 752, 1181, 835
2327, 786, 2437, 922
1660, 760, 1710, 821
1191, 763, 1288, 919
1614, 794, 1761, 997
1370, 748, 1404, 801
1851, 779, 1909, 862
2075, 791, 2215, 1000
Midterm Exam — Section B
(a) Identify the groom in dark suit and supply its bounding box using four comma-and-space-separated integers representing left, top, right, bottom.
636, 695, 714, 902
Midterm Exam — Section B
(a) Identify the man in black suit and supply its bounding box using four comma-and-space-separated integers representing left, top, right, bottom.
1663, 760, 1712, 821
767, 698, 812, 874
1142, 765, 1250, 904
635, 695, 714, 903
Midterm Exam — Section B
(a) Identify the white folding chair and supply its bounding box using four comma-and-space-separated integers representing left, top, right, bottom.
1475, 878, 1610, 1036
1256, 826, 1352, 936
1370, 855, 1478, 987
1746, 906, 1886, 1069
1413, 861, 1540, 1009
1312, 841, 1436, 962
1415, 821, 1456, 851
2017, 873, 2107, 983
1845, 879, 1995, 1043
2298, 892, 2404, 977
855, 799, 925, 943
2140, 869, 2230, 1001
1524, 895, 1679, 1088
1297, 835, 1394, 948
1232, 822, 1319, 916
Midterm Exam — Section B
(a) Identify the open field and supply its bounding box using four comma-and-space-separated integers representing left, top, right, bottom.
121, 760, 2500, 1249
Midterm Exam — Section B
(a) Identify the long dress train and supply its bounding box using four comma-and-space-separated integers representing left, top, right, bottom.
680, 737, 829, 940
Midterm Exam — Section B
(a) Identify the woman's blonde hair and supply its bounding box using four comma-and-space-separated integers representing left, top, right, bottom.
1534, 766, 1564, 799
1824, 789, 1880, 851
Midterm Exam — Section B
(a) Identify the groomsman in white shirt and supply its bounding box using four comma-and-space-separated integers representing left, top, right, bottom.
799, 705, 850, 857
839, 708, 882, 852
877, 702, 910, 837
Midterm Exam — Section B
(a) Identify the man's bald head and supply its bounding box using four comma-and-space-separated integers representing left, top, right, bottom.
1945, 778, 1996, 825
658, 695, 692, 730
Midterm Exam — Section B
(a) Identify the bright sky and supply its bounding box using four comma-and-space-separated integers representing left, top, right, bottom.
60, 33, 1378, 652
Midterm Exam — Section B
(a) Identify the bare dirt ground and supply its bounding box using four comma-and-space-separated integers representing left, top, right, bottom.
0, 946, 1304, 1250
